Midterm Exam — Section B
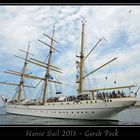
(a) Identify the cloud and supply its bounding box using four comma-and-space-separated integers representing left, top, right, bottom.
0, 6, 140, 99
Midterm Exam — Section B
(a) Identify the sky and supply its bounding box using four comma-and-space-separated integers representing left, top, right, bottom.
0, 5, 140, 105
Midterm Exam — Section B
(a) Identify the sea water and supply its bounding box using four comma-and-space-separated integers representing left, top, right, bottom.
0, 106, 140, 125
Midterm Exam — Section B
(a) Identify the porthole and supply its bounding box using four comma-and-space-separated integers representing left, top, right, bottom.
95, 101, 97, 103
86, 102, 88, 104
110, 100, 112, 102
90, 101, 92, 103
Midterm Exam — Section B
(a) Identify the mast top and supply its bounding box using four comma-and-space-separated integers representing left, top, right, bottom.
53, 25, 55, 31
80, 16, 87, 24
28, 41, 30, 46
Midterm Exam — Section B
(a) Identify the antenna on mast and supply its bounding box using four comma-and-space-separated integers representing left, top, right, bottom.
80, 15, 87, 23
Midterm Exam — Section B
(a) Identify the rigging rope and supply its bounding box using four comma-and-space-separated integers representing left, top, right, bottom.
35, 83, 44, 100
86, 49, 97, 89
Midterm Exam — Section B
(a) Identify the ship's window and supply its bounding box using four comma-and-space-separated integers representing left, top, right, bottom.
92, 112, 94, 113
86, 102, 88, 104
110, 100, 112, 102
107, 100, 109, 102
95, 101, 97, 103
59, 112, 61, 113
81, 112, 83, 113
48, 104, 50, 105
90, 101, 92, 103
73, 102, 75, 104
80, 102, 82, 104
105, 100, 106, 102
60, 103, 63, 105
66, 103, 70, 104
72, 112, 73, 113
77, 111, 79, 113
66, 112, 68, 113
53, 103, 55, 105
85, 111, 87, 113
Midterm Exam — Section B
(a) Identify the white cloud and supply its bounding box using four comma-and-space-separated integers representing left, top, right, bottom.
0, 6, 140, 98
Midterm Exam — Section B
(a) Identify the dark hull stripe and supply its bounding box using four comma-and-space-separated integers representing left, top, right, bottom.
5, 105, 130, 110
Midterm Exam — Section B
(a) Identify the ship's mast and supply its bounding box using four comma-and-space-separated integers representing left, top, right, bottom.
17, 42, 30, 103
0, 28, 61, 104
42, 27, 55, 105
76, 19, 135, 95
78, 18, 85, 95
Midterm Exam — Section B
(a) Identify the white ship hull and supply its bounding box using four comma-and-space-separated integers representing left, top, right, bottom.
4, 97, 136, 120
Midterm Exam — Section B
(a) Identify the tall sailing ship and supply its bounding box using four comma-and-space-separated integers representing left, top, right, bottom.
0, 18, 137, 120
